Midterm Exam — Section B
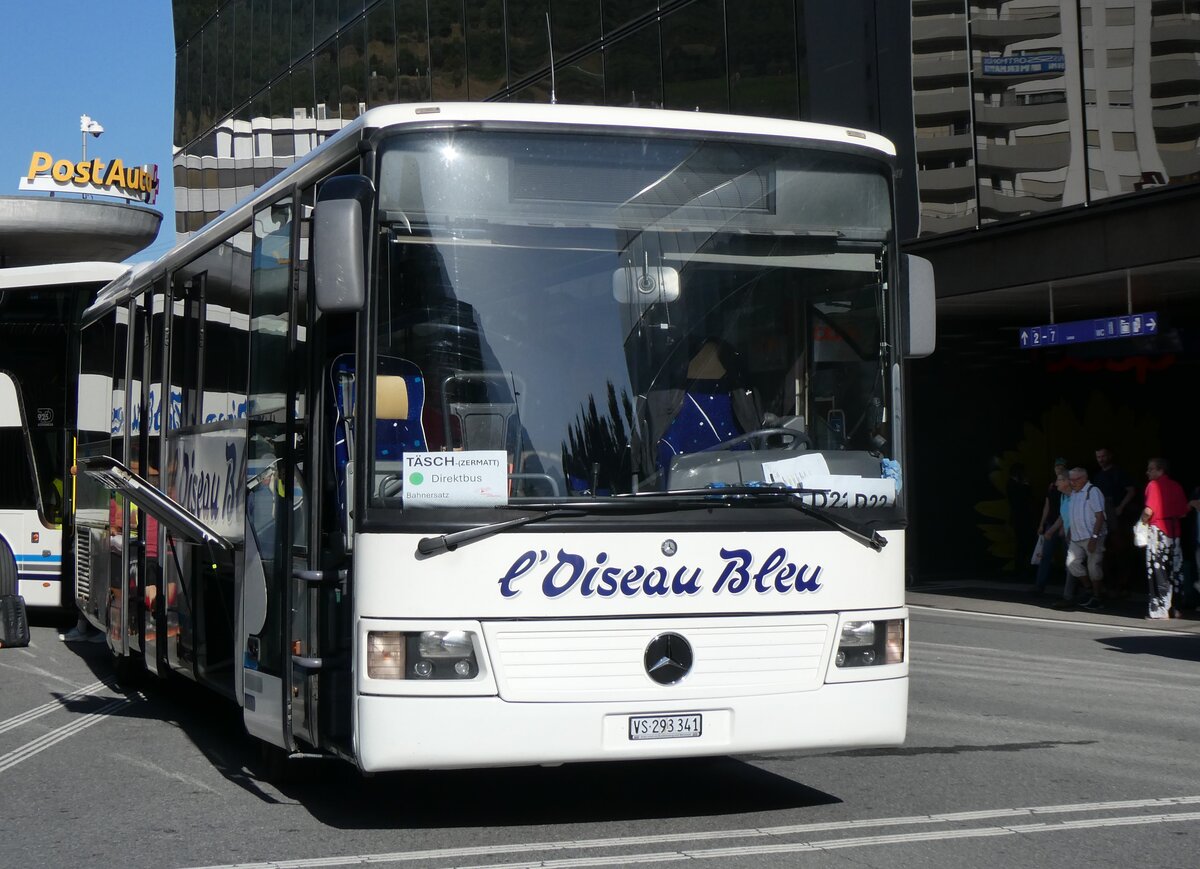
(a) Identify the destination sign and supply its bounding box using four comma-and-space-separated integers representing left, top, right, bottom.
1018, 312, 1158, 349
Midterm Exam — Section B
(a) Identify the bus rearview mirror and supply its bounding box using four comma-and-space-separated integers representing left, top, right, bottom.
903, 254, 936, 358
314, 175, 374, 313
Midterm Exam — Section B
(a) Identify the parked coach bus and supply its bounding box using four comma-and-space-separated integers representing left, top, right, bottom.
73, 103, 935, 772
0, 262, 128, 607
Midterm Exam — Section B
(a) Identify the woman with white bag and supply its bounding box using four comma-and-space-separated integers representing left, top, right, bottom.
1137, 457, 1188, 619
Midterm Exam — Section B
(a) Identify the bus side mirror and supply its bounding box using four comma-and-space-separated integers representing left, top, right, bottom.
903, 254, 936, 358
313, 175, 374, 313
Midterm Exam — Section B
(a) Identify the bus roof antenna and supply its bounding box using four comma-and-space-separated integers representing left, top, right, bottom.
546, 13, 557, 105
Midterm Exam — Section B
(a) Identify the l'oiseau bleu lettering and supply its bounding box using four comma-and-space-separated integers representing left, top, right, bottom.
498, 547, 823, 599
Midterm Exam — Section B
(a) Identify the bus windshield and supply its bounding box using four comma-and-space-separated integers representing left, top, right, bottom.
0, 288, 76, 525
368, 129, 899, 514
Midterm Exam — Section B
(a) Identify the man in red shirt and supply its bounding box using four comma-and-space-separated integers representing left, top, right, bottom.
1138, 457, 1188, 619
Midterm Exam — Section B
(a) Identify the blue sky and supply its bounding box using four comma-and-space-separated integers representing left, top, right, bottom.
1, 1, 177, 262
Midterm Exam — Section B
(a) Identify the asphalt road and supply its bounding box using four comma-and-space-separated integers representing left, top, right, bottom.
2, 605, 1198, 869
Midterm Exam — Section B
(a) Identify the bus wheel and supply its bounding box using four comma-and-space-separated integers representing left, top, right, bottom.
257, 740, 297, 785
112, 654, 143, 690
0, 539, 17, 597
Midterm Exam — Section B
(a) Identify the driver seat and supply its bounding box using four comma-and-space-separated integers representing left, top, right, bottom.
650, 338, 762, 480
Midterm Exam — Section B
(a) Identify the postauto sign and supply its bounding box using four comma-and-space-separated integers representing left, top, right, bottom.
19, 151, 159, 205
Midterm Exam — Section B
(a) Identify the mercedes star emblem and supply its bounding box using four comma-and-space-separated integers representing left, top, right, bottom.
644, 632, 693, 685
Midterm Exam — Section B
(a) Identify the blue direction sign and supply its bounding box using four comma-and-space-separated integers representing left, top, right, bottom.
1018, 312, 1158, 349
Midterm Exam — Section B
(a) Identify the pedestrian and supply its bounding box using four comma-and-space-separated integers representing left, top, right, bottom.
1093, 447, 1137, 597
1059, 466, 1107, 610
1138, 458, 1188, 619
1033, 459, 1069, 596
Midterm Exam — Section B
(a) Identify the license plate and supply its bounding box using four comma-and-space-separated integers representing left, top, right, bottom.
628, 713, 703, 741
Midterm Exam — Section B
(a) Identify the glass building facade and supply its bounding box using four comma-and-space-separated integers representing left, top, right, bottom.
914, 0, 1200, 236
171, 2, 1200, 579
171, 0, 915, 238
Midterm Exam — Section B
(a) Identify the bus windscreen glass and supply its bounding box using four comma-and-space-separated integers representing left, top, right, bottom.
370, 130, 898, 513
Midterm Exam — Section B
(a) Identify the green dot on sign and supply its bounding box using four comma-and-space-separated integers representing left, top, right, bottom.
409, 472, 424, 485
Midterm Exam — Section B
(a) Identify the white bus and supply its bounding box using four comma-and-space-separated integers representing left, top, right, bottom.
74, 103, 935, 771
0, 262, 128, 607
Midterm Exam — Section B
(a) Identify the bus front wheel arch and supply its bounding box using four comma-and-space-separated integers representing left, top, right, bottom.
0, 538, 17, 597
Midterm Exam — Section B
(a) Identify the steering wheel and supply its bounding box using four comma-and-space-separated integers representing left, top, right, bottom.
704, 427, 810, 452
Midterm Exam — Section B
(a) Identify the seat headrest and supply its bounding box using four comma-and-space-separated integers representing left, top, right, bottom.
686, 340, 727, 379
376, 375, 409, 420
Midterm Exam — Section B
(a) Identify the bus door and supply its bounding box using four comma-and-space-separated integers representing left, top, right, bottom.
286, 186, 320, 751
124, 296, 150, 662
142, 284, 169, 678
243, 193, 301, 750
106, 304, 132, 656
164, 270, 203, 680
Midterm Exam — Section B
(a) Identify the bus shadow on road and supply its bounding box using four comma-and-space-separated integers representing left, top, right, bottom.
273, 756, 842, 829
58, 643, 841, 827
1096, 634, 1200, 662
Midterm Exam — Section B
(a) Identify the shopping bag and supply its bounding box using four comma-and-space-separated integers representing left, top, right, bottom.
1132, 522, 1150, 548
1030, 536, 1045, 565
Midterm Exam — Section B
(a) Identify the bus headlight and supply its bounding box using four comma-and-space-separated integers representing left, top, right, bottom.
367, 630, 479, 679
835, 619, 904, 668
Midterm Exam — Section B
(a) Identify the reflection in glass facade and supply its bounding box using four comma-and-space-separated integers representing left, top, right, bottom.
913, 0, 1200, 237
174, 1, 911, 240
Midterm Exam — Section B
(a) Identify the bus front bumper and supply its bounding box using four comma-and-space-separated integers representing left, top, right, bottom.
355, 677, 907, 772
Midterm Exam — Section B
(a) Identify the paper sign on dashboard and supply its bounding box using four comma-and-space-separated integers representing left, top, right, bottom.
402, 451, 509, 509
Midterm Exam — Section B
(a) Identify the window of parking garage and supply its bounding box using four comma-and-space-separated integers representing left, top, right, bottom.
227, 0, 250, 109
506, 0, 551, 85
339, 17, 367, 119
429, 0, 466, 99
661, 0, 728, 113
551, 1, 604, 104
367, 0, 399, 105
601, 0, 647, 34
292, 59, 316, 119
727, 0, 799, 118
185, 39, 201, 143
315, 41, 340, 120
250, 0, 271, 94
604, 23, 662, 108
214, 10, 233, 119
396, 0, 431, 101
315, 0, 339, 47
292, 0, 314, 63
558, 52, 604, 105
466, 0, 506, 99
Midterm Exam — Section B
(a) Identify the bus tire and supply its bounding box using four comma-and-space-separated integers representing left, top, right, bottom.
112, 653, 144, 690
0, 538, 17, 597
257, 740, 297, 785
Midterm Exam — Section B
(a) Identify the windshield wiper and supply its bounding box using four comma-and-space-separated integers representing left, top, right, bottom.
783, 494, 887, 551
415, 485, 887, 556
415, 495, 737, 556
417, 508, 585, 555
616, 485, 888, 551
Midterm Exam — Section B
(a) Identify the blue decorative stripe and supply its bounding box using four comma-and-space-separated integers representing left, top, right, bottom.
14, 554, 62, 564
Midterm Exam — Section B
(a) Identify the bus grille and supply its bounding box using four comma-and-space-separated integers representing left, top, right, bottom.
483, 616, 834, 703
74, 528, 91, 600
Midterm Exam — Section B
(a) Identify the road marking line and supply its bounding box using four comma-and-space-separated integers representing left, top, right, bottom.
111, 752, 219, 793
0, 679, 115, 735
0, 696, 133, 773
179, 795, 1200, 869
